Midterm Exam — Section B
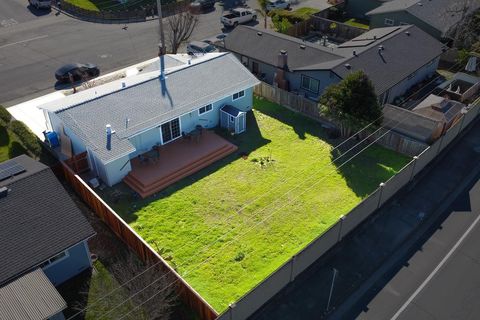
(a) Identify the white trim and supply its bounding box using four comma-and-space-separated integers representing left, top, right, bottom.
40, 250, 70, 270
384, 18, 394, 26
198, 103, 213, 115
232, 90, 245, 101
160, 117, 182, 145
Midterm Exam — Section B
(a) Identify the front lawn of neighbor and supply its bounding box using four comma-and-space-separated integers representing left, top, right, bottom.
65, 0, 155, 12
100, 97, 411, 311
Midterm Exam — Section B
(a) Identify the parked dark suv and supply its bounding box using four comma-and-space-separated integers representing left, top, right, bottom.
190, 0, 215, 11
55, 63, 100, 83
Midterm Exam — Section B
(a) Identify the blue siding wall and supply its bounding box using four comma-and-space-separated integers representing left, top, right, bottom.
42, 241, 91, 286
386, 56, 439, 103
48, 112, 87, 156
128, 127, 162, 157
103, 154, 132, 186
288, 70, 341, 100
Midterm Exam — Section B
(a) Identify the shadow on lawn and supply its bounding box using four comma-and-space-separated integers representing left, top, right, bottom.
253, 97, 342, 146
331, 141, 412, 198
100, 111, 271, 223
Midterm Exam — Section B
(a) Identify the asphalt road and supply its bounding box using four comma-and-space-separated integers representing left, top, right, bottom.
0, 0, 257, 106
352, 173, 480, 320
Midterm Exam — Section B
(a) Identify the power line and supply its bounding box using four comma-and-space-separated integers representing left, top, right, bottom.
70, 56, 463, 319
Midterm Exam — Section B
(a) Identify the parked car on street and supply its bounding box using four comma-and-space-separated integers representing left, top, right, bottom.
189, 0, 216, 11
187, 41, 219, 55
28, 0, 51, 9
221, 8, 257, 28
266, 0, 290, 11
55, 63, 100, 83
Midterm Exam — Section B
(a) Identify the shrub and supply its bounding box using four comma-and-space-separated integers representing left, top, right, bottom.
10, 120, 42, 156
0, 105, 12, 124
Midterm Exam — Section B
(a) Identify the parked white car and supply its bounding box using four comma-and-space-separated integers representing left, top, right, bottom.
28, 0, 51, 9
221, 8, 257, 28
266, 0, 290, 11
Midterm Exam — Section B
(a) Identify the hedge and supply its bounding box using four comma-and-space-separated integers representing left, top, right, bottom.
10, 120, 42, 156
0, 105, 12, 124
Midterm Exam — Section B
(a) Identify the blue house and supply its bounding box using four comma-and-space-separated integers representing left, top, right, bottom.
0, 155, 95, 319
224, 25, 445, 105
40, 53, 259, 193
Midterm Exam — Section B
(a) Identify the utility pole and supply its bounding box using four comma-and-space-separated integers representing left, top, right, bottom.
156, 0, 166, 80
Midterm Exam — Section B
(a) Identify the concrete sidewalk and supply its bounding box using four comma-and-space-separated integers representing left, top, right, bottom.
250, 119, 480, 320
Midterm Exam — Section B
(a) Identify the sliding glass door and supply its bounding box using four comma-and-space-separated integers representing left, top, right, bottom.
161, 118, 180, 144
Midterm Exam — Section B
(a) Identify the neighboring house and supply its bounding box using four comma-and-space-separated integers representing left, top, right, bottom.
224, 25, 444, 105
39, 53, 259, 187
412, 94, 466, 130
0, 155, 95, 320
433, 72, 480, 103
366, 0, 480, 40
345, 0, 393, 19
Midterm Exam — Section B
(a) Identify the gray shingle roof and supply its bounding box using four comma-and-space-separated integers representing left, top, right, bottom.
0, 155, 95, 286
331, 25, 444, 95
55, 53, 259, 163
366, 0, 480, 35
224, 26, 346, 71
0, 269, 66, 320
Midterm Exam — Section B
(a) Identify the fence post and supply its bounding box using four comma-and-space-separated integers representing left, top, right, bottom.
228, 302, 236, 320
409, 156, 418, 181
290, 255, 296, 282
337, 215, 346, 242
377, 182, 385, 209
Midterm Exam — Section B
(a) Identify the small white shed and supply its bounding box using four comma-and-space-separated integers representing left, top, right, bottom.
220, 105, 246, 134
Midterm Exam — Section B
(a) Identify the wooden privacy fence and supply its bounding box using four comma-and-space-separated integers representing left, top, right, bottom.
254, 82, 333, 126
56, 162, 218, 320
216, 101, 480, 320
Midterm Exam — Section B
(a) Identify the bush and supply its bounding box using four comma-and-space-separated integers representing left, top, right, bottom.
10, 120, 42, 156
269, 7, 317, 26
0, 105, 12, 124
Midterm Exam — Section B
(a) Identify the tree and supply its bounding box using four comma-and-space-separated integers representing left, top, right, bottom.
444, 0, 479, 49
166, 4, 199, 54
256, 0, 268, 29
320, 71, 382, 136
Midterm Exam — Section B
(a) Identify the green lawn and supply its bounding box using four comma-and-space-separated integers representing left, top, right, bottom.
0, 124, 28, 162
101, 97, 411, 311
344, 18, 370, 30
64, 0, 155, 12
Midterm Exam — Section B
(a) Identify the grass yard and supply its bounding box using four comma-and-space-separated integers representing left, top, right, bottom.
101, 97, 411, 312
344, 18, 370, 30
65, 0, 155, 12
0, 124, 29, 162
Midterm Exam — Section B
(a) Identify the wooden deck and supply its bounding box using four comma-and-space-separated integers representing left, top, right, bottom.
124, 130, 238, 198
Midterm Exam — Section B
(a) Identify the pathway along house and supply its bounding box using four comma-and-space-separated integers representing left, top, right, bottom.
223, 25, 444, 105
39, 53, 259, 188
0, 155, 95, 320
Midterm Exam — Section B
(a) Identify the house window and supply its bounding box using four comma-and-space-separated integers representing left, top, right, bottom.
39, 251, 69, 269
233, 90, 245, 100
384, 18, 394, 26
230, 115, 235, 123
199, 104, 213, 115
300, 75, 320, 93
161, 118, 181, 144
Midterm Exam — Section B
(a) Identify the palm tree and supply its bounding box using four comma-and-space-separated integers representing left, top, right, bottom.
256, 0, 268, 29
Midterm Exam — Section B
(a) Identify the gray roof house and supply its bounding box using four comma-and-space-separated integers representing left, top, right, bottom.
40, 53, 259, 196
366, 0, 480, 40
0, 155, 95, 320
224, 25, 444, 104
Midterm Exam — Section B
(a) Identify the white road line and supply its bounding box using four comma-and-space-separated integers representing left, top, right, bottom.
391, 207, 480, 320
0, 35, 48, 49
